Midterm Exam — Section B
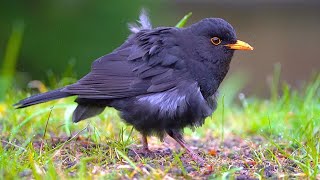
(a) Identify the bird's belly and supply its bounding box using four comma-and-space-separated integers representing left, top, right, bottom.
111, 90, 215, 137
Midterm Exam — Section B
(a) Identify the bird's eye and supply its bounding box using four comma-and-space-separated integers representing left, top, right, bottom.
210, 37, 222, 45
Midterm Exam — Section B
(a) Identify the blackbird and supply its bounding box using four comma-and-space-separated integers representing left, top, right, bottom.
15, 12, 253, 163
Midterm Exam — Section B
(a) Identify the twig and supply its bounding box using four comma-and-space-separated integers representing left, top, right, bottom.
1, 139, 26, 152
43, 106, 53, 139
50, 123, 90, 159
130, 148, 142, 161
40, 106, 53, 156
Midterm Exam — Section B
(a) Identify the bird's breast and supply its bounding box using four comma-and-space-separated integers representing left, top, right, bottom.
111, 83, 216, 136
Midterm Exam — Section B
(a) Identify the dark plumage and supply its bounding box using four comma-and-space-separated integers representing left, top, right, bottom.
15, 12, 253, 163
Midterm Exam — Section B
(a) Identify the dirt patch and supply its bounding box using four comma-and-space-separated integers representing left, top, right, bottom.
6, 134, 304, 179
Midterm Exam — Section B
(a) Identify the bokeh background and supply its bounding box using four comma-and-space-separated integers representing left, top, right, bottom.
1, 0, 319, 97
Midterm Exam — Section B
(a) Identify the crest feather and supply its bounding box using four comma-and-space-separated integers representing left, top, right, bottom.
128, 9, 152, 33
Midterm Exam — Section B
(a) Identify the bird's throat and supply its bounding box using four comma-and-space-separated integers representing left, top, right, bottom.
189, 58, 231, 99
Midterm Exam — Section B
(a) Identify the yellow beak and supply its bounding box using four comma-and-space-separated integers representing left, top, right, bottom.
225, 40, 254, 50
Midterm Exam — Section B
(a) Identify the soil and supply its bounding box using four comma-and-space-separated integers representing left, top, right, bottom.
5, 132, 305, 179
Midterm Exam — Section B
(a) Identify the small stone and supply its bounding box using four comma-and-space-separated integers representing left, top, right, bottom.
186, 166, 195, 173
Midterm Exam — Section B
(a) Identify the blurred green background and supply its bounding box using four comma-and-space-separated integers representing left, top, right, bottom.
1, 0, 319, 97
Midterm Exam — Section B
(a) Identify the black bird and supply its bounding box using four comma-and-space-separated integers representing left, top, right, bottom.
15, 12, 253, 163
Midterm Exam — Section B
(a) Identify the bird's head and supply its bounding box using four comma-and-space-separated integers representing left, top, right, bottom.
186, 18, 253, 65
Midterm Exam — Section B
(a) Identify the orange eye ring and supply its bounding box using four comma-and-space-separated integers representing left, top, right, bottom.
211, 37, 222, 45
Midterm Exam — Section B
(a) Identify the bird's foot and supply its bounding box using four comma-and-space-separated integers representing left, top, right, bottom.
129, 147, 152, 157
187, 150, 205, 165
128, 135, 156, 158
166, 129, 206, 166
128, 147, 172, 159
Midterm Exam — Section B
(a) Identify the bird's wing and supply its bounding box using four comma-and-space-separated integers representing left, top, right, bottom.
62, 28, 189, 99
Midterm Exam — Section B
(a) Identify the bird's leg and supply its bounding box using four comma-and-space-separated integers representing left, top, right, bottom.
141, 135, 151, 153
167, 129, 205, 164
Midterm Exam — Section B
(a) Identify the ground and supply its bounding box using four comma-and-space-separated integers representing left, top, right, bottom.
1, 133, 312, 179
0, 74, 319, 179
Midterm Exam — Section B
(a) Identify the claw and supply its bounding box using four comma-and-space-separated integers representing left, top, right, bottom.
166, 129, 205, 165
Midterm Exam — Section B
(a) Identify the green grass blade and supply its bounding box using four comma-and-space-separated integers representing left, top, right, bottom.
175, 12, 192, 28
0, 21, 24, 101
115, 148, 140, 172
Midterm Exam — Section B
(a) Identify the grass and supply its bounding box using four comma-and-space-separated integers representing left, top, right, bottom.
0, 72, 319, 179
0, 21, 24, 101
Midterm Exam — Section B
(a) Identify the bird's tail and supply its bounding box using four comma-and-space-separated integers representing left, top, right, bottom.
14, 88, 72, 108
